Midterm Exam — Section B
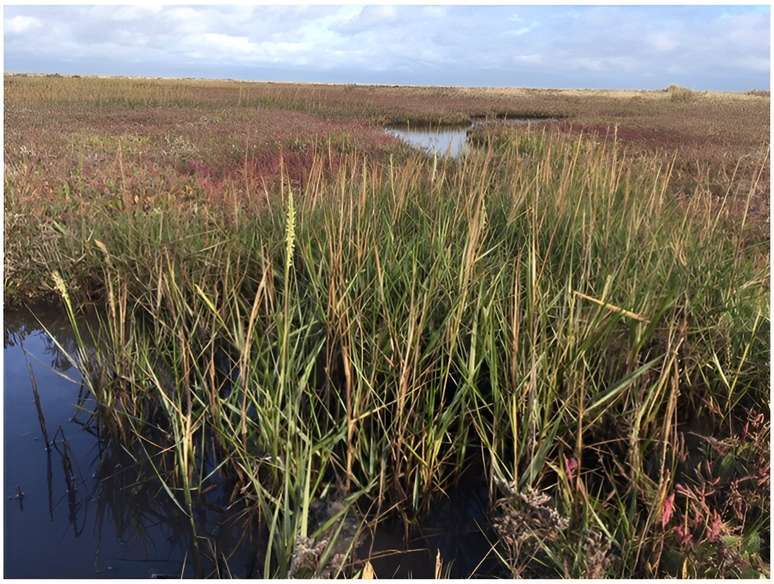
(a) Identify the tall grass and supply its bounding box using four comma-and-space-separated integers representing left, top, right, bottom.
48, 130, 768, 577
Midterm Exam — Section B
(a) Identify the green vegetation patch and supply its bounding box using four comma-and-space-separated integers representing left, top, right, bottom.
17, 129, 768, 577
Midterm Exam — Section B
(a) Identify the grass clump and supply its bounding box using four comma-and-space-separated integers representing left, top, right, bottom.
26, 128, 771, 578
665, 84, 700, 102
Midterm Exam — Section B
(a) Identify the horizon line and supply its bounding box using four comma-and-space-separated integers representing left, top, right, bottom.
5, 71, 768, 95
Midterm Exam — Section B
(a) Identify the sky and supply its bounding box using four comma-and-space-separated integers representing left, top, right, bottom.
4, 5, 771, 91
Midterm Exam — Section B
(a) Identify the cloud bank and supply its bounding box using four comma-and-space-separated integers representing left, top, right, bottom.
4, 5, 770, 90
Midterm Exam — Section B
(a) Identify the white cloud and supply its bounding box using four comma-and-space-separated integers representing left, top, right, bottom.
513, 54, 543, 65
110, 6, 163, 22
507, 25, 535, 37
200, 33, 256, 57
6, 15, 41, 34
649, 33, 679, 52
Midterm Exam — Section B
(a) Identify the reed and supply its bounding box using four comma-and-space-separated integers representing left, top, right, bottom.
46, 129, 768, 577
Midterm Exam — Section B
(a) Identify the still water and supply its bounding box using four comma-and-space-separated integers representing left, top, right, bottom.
4, 306, 255, 578
4, 306, 503, 578
385, 118, 557, 159
385, 125, 470, 158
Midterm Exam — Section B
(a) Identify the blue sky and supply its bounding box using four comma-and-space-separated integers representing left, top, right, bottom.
4, 5, 770, 90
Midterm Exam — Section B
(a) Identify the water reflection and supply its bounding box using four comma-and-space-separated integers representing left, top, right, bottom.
3, 306, 256, 578
385, 125, 471, 158
5, 305, 81, 373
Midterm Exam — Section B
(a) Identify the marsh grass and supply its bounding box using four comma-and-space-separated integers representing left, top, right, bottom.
44, 129, 768, 577
665, 85, 701, 103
